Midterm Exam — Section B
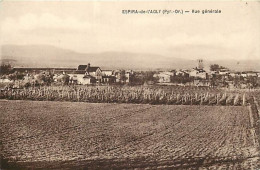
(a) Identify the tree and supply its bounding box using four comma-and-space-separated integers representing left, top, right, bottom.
119, 70, 127, 83
143, 71, 156, 83
210, 64, 227, 71
0, 64, 13, 75
61, 74, 70, 85
210, 64, 219, 71
246, 76, 258, 88
36, 72, 53, 85
170, 74, 193, 84
131, 73, 144, 85
36, 74, 45, 84
8, 72, 24, 81
233, 76, 241, 88
23, 81, 31, 88
130, 71, 158, 85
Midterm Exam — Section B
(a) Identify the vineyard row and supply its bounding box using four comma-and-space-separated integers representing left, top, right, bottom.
0, 86, 247, 106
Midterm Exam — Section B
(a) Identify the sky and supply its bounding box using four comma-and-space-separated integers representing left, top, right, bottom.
0, 1, 260, 61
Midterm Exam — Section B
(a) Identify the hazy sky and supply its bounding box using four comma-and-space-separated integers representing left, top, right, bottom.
0, 1, 260, 60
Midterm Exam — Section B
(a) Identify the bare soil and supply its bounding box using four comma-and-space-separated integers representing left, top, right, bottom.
0, 100, 259, 169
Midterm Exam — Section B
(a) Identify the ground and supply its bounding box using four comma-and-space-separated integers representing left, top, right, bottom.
0, 100, 260, 169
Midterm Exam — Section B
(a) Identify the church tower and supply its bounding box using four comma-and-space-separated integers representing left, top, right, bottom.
198, 59, 203, 69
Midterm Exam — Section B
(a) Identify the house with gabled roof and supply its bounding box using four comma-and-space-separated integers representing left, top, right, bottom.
77, 63, 102, 76
74, 63, 102, 84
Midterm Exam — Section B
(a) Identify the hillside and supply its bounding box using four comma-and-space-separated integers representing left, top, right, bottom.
1, 44, 259, 71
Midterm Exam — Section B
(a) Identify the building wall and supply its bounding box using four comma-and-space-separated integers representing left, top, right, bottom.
82, 78, 91, 85
154, 72, 173, 83
189, 70, 207, 79
125, 73, 131, 83
88, 68, 102, 82
102, 70, 113, 76
0, 79, 12, 83
158, 76, 171, 83
197, 72, 207, 79
75, 74, 85, 84
189, 70, 197, 77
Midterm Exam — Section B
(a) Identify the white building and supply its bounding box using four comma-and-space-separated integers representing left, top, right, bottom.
102, 70, 114, 76
247, 72, 257, 77
241, 72, 247, 78
154, 71, 174, 83
73, 63, 103, 84
189, 68, 207, 79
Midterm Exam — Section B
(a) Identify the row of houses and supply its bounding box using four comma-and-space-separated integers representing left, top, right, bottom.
10, 63, 134, 85
54, 63, 134, 85
154, 67, 260, 84
153, 67, 208, 83
5, 61, 260, 86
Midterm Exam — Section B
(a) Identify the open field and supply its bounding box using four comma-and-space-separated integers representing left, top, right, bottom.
0, 100, 259, 169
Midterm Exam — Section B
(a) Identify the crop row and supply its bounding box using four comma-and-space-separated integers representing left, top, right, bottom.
0, 101, 258, 169
0, 86, 247, 106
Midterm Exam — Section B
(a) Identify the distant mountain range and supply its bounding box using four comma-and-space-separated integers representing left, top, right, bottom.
1, 44, 260, 71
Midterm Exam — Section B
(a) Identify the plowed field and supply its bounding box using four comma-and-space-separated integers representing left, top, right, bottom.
0, 100, 259, 169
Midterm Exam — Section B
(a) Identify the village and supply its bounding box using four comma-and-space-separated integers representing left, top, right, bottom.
0, 60, 260, 89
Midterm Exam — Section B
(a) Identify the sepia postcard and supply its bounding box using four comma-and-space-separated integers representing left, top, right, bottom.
0, 0, 260, 169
